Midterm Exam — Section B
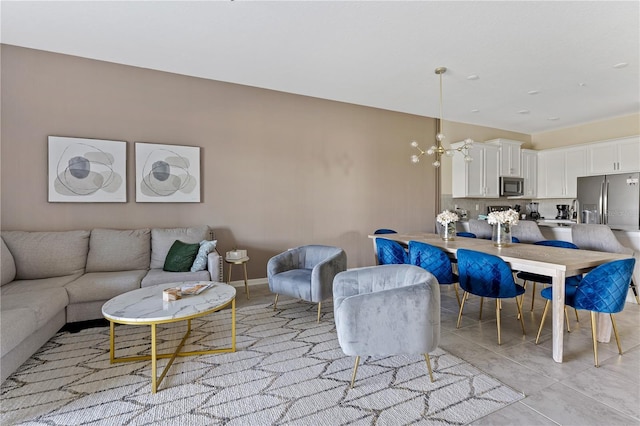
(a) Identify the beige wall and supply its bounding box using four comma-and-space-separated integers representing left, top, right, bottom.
0, 45, 438, 277
437, 121, 531, 195
531, 113, 640, 149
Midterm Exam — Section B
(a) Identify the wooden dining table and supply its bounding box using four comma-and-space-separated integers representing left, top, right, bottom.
369, 232, 632, 363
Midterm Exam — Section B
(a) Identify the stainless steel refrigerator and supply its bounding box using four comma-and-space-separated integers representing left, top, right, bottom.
577, 172, 640, 231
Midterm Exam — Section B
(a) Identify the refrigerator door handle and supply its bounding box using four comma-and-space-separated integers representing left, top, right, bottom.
603, 180, 609, 225
598, 181, 605, 224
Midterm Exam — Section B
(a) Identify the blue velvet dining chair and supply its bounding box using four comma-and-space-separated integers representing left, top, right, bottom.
535, 258, 636, 367
456, 249, 526, 345
376, 238, 408, 265
409, 240, 460, 306
374, 228, 397, 235
517, 240, 582, 313
456, 232, 476, 238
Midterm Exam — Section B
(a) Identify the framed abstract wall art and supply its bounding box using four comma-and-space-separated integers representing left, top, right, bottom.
135, 142, 201, 202
48, 136, 127, 202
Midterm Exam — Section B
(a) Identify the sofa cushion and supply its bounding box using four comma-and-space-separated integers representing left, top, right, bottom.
65, 270, 147, 304
1, 308, 38, 358
1, 237, 16, 286
0, 274, 82, 295
150, 226, 209, 269
1, 230, 90, 280
163, 240, 200, 272
86, 228, 151, 272
191, 240, 218, 272
1, 288, 69, 329
141, 268, 211, 288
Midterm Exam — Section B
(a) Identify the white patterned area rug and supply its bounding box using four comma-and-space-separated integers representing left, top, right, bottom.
1, 300, 523, 425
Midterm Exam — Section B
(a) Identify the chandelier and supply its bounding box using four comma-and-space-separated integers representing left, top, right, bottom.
410, 67, 474, 167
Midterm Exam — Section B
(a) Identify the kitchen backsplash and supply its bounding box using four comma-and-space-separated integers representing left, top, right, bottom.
441, 194, 576, 220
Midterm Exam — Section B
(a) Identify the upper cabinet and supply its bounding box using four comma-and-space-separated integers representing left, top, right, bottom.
451, 142, 500, 198
486, 139, 524, 177
521, 149, 537, 198
585, 136, 640, 175
537, 146, 586, 198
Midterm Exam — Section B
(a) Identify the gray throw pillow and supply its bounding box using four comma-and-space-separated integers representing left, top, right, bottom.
190, 240, 217, 272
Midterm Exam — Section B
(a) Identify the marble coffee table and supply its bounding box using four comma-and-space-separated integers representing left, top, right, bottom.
102, 281, 236, 393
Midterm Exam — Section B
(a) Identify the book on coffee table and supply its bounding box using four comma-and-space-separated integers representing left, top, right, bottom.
178, 282, 213, 296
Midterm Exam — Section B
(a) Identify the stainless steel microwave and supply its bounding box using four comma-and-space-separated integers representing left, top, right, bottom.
500, 177, 524, 197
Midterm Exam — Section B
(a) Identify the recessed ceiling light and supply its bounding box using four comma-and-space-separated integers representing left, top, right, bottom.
467, 75, 479, 80
518, 110, 530, 114
471, 109, 479, 113
613, 62, 628, 69
527, 90, 539, 95
547, 117, 560, 121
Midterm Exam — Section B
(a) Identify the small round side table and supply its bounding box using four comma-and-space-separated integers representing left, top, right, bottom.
225, 256, 250, 299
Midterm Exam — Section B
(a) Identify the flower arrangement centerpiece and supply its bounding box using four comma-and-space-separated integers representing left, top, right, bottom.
436, 210, 459, 241
487, 208, 519, 247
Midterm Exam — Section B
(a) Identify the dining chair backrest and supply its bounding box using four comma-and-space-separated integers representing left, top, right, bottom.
375, 238, 408, 265
573, 258, 635, 314
408, 240, 456, 284
374, 229, 398, 235
468, 219, 492, 239
512, 220, 546, 244
456, 249, 520, 298
534, 240, 579, 249
456, 232, 477, 238
571, 224, 633, 255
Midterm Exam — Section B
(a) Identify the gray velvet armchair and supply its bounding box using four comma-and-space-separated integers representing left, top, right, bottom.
267, 245, 347, 322
333, 264, 441, 388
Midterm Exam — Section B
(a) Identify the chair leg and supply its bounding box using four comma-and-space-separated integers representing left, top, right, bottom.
535, 300, 550, 344
564, 307, 571, 333
273, 294, 279, 311
350, 356, 360, 388
424, 353, 434, 383
496, 299, 502, 345
516, 298, 526, 335
574, 308, 579, 322
479, 297, 484, 320
456, 292, 468, 329
630, 279, 640, 305
453, 284, 461, 307
590, 311, 599, 367
530, 282, 537, 311
611, 314, 623, 355
317, 302, 322, 323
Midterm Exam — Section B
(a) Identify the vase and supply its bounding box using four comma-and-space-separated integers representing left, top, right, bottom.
492, 223, 512, 247
441, 222, 457, 241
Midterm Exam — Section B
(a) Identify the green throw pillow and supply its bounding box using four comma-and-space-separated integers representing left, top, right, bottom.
163, 240, 200, 272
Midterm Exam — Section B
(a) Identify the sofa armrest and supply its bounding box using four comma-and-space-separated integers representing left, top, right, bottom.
207, 249, 223, 282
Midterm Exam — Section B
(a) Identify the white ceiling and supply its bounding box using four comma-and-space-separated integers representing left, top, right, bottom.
1, 1, 638, 134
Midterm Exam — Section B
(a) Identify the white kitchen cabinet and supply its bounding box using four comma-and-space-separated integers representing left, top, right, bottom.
451, 142, 499, 198
537, 146, 586, 198
486, 139, 524, 177
586, 136, 640, 174
522, 149, 537, 197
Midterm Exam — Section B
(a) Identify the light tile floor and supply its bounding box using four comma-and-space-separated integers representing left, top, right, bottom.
238, 283, 640, 425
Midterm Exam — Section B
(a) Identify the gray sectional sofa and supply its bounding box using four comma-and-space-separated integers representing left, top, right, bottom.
0, 225, 223, 383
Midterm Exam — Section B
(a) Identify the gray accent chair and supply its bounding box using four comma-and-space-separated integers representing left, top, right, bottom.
333, 264, 440, 388
468, 219, 492, 239
512, 220, 546, 244
267, 245, 346, 322
571, 224, 640, 304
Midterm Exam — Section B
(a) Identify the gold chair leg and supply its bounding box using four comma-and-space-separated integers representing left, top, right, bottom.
350, 356, 360, 388
456, 292, 468, 328
453, 284, 461, 307
516, 297, 525, 335
590, 311, 599, 367
496, 299, 502, 345
535, 300, 550, 344
611, 314, 623, 355
530, 282, 537, 311
574, 308, 579, 322
424, 353, 434, 383
317, 302, 322, 323
479, 297, 484, 320
273, 294, 279, 311
564, 307, 571, 333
